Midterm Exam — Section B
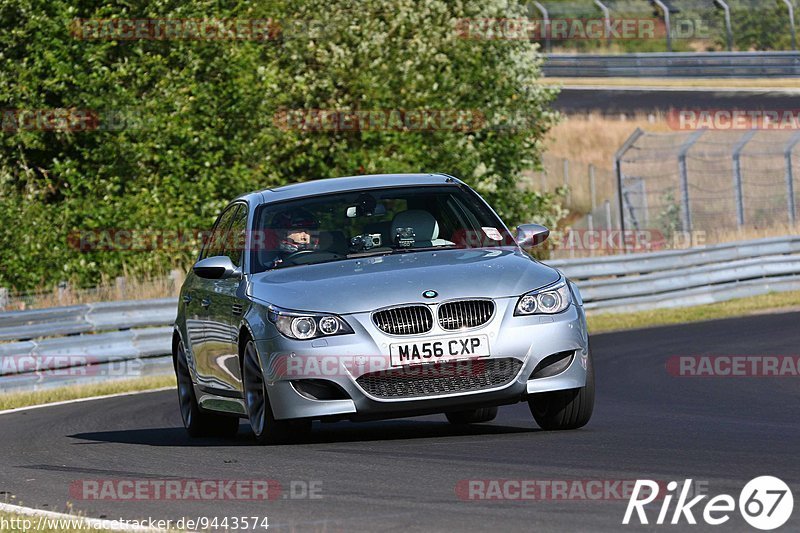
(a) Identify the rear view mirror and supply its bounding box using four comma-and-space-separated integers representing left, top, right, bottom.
516, 224, 550, 250
193, 256, 242, 280
346, 203, 386, 218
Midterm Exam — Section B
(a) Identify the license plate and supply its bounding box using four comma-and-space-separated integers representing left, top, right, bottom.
390, 335, 490, 367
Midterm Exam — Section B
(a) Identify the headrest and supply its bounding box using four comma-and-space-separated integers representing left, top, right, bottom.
390, 210, 439, 242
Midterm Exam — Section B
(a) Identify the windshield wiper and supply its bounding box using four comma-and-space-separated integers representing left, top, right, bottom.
390, 245, 461, 254
346, 249, 394, 259
347, 245, 461, 259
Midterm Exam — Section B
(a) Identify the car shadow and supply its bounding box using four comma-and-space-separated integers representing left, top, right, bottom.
69, 419, 538, 447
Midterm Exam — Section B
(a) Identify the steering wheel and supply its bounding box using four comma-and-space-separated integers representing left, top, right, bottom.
283, 249, 317, 263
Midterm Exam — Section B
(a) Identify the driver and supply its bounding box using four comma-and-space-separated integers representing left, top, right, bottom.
271, 207, 320, 255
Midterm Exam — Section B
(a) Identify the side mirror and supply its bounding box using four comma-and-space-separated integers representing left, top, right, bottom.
516, 224, 550, 250
193, 256, 242, 280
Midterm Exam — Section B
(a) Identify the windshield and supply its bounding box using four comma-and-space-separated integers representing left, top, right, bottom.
249, 185, 514, 272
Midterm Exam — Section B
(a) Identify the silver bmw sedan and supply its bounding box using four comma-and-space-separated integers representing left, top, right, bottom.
173, 173, 594, 443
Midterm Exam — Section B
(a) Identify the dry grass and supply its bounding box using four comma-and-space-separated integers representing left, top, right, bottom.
4, 273, 184, 311
0, 374, 176, 411
525, 113, 672, 215
588, 290, 800, 333
533, 112, 800, 253
542, 112, 672, 169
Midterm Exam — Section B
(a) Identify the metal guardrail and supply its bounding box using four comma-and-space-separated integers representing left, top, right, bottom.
543, 52, 800, 77
550, 236, 800, 312
0, 298, 176, 341
0, 299, 177, 393
1, 235, 798, 392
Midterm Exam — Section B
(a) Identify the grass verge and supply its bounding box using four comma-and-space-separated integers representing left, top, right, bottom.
587, 290, 800, 334
0, 374, 176, 412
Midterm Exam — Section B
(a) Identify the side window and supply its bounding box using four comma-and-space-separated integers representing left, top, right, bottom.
224, 205, 248, 267
201, 205, 237, 260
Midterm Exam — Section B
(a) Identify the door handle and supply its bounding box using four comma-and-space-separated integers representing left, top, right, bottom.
182, 294, 193, 304
201, 298, 211, 309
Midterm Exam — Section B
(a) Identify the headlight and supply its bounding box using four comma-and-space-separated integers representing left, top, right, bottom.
514, 281, 572, 316
268, 306, 354, 340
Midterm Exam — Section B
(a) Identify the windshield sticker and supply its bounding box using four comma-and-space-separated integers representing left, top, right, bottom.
482, 227, 503, 241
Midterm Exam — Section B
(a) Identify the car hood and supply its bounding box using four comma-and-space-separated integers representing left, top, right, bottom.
248, 248, 561, 314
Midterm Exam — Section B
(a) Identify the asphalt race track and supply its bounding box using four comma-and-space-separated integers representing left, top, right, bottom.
554, 87, 800, 115
1, 312, 798, 532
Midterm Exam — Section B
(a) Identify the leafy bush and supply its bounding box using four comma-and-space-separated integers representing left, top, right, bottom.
0, 0, 561, 292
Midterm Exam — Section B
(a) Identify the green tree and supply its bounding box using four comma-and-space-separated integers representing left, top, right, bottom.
0, 0, 560, 292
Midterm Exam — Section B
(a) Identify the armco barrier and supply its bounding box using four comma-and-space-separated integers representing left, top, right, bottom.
542, 52, 800, 78
549, 236, 800, 312
1, 236, 798, 392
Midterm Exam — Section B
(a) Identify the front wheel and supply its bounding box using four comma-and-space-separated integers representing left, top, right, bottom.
242, 340, 311, 445
528, 352, 595, 430
175, 339, 239, 438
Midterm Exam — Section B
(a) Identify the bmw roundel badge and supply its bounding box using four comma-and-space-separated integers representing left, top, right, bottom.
423, 290, 438, 299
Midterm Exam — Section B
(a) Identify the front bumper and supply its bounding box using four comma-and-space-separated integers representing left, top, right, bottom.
256, 298, 590, 421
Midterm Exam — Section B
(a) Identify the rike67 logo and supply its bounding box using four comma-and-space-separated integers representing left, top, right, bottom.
623, 477, 794, 530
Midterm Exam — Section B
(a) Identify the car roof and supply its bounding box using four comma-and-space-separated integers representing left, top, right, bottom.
235, 173, 465, 205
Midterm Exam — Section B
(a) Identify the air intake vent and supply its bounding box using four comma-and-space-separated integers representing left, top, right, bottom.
438, 300, 495, 330
373, 305, 434, 336
356, 358, 523, 399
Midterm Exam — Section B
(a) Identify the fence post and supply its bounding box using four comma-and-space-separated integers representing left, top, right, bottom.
652, 0, 673, 52
593, 0, 613, 47
0, 287, 8, 311
57, 281, 69, 305
714, 0, 734, 51
786, 132, 800, 225
589, 164, 597, 211
614, 128, 645, 253
115, 276, 127, 299
604, 200, 612, 231
732, 130, 757, 228
532, 1, 551, 53
783, 0, 797, 51
169, 269, 185, 293
587, 214, 595, 257
677, 129, 706, 234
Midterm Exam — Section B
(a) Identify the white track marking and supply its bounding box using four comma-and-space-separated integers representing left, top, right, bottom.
0, 501, 178, 532
0, 387, 174, 417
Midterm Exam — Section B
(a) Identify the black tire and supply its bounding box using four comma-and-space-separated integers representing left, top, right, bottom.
175, 339, 239, 438
445, 406, 498, 425
242, 340, 312, 445
528, 352, 595, 430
